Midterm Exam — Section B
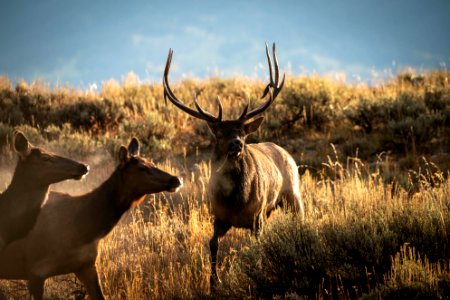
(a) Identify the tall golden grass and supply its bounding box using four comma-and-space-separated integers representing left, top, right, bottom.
0, 153, 448, 298
0, 71, 449, 298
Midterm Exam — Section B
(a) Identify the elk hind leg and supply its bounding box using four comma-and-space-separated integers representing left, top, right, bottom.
0, 236, 6, 252
279, 191, 304, 218
75, 264, 105, 300
28, 276, 45, 300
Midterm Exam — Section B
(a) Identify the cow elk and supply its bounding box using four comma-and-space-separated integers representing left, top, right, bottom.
163, 43, 304, 288
0, 131, 89, 251
0, 138, 183, 300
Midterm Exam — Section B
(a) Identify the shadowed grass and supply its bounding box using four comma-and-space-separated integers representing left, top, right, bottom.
0, 71, 449, 298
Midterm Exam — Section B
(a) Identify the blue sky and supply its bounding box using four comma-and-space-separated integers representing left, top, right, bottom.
0, 0, 449, 87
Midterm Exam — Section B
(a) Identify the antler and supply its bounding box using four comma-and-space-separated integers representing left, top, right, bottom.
238, 43, 285, 121
163, 49, 222, 122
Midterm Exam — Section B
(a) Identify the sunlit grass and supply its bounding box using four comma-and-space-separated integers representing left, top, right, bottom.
1, 154, 449, 298
0, 71, 449, 298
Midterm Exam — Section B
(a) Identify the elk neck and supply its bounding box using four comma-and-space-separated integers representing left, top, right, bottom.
75, 166, 142, 242
0, 162, 49, 242
2, 161, 49, 205
211, 143, 247, 173
210, 145, 255, 208
10, 158, 45, 185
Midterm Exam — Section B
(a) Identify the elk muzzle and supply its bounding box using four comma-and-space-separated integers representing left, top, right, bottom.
228, 138, 243, 156
74, 164, 90, 180
167, 176, 183, 192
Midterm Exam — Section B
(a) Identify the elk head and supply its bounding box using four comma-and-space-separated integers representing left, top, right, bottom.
117, 138, 183, 203
163, 43, 285, 160
13, 131, 89, 186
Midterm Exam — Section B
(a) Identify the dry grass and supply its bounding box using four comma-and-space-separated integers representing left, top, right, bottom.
0, 71, 449, 298
1, 154, 449, 299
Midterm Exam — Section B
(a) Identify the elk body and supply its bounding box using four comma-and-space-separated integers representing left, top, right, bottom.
163, 43, 304, 287
0, 138, 182, 300
0, 131, 89, 251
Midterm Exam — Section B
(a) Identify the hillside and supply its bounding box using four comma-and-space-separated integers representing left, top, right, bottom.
0, 71, 449, 299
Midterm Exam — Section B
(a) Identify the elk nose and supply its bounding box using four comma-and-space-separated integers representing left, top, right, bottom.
168, 176, 183, 192
229, 139, 243, 152
73, 164, 89, 180
80, 164, 90, 175
170, 176, 183, 188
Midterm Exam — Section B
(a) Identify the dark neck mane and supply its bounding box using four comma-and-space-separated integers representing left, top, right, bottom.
210, 146, 251, 208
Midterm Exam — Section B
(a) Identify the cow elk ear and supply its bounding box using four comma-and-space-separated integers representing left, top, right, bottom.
244, 117, 264, 135
118, 146, 129, 166
14, 131, 31, 159
128, 138, 140, 157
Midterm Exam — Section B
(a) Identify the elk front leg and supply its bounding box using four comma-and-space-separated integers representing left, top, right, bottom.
28, 276, 45, 300
251, 211, 266, 237
209, 218, 231, 290
75, 264, 105, 300
0, 237, 5, 252
0, 289, 7, 300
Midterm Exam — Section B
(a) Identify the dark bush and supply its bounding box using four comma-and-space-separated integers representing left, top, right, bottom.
236, 216, 329, 298
56, 98, 123, 132
278, 79, 337, 130
388, 208, 450, 262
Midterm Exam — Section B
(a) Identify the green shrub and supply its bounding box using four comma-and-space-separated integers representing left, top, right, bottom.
389, 208, 449, 263
229, 215, 328, 298
363, 245, 450, 300
277, 78, 339, 131
322, 216, 399, 286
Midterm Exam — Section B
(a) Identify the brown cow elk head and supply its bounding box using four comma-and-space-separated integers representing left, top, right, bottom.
13, 131, 89, 186
118, 138, 183, 198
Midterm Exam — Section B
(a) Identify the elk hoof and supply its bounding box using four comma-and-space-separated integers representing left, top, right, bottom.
210, 274, 222, 292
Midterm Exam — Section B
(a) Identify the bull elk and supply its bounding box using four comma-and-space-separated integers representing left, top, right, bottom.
0, 138, 182, 300
163, 43, 304, 287
0, 131, 89, 251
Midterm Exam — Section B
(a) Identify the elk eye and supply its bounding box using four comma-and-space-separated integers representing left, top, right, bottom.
138, 165, 148, 172
42, 156, 52, 162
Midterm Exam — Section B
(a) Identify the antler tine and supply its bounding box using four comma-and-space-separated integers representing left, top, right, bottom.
193, 97, 216, 120
191, 95, 222, 121
265, 42, 274, 86
163, 49, 220, 122
273, 43, 279, 85
216, 96, 223, 121
273, 72, 286, 99
238, 100, 250, 120
240, 43, 285, 121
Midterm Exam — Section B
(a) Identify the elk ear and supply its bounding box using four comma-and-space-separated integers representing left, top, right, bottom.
244, 117, 264, 135
14, 131, 31, 159
128, 138, 140, 157
118, 146, 129, 166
